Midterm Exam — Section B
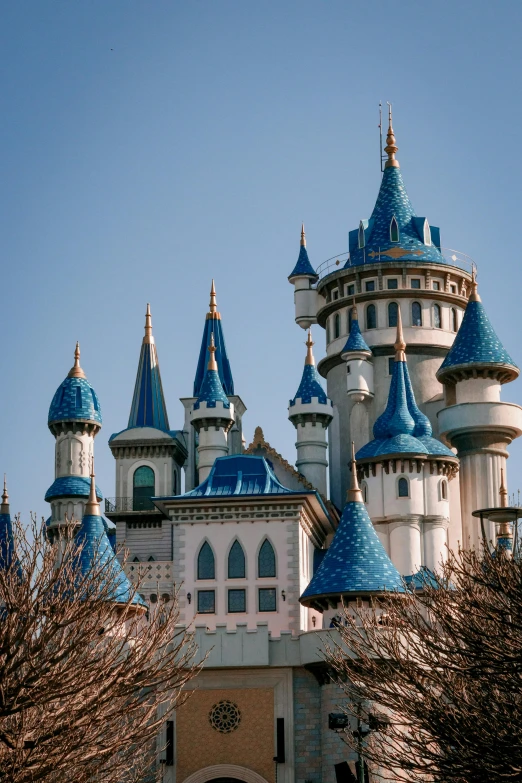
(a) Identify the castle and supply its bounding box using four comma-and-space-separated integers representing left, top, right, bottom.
8, 109, 522, 783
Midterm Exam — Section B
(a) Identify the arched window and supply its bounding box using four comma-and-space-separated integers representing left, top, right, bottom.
433, 303, 441, 329
366, 304, 377, 330
358, 221, 365, 249
441, 480, 448, 500
388, 302, 398, 328
228, 541, 246, 579
390, 216, 399, 242
334, 313, 340, 339
258, 540, 276, 578
197, 542, 215, 580
412, 302, 422, 327
423, 219, 432, 246
451, 308, 458, 332
398, 477, 409, 498
133, 466, 155, 511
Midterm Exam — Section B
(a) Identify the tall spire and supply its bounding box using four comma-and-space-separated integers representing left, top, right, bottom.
208, 279, 220, 319
85, 467, 100, 517
207, 333, 218, 371
384, 102, 399, 169
68, 342, 86, 379
305, 329, 315, 366
394, 306, 406, 361
347, 442, 363, 503
301, 223, 306, 247
1, 475, 9, 515
193, 281, 235, 397
128, 303, 170, 432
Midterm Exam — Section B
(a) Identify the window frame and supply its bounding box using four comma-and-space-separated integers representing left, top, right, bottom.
410, 278, 421, 290
346, 283, 355, 297
358, 221, 365, 249
388, 357, 395, 376
227, 588, 247, 613
440, 479, 448, 501
390, 216, 400, 243
258, 539, 277, 578
197, 541, 216, 581
411, 301, 423, 327
386, 278, 398, 290
365, 279, 376, 293
258, 587, 277, 613
197, 589, 216, 614
366, 303, 377, 330
433, 303, 442, 329
334, 313, 341, 339
227, 540, 246, 579
451, 308, 458, 332
388, 301, 399, 328
397, 476, 410, 498
423, 219, 432, 246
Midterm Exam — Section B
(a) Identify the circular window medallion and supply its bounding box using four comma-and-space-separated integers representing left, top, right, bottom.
209, 700, 241, 734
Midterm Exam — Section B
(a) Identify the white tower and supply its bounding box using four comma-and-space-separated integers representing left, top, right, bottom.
288, 225, 319, 329
288, 330, 333, 496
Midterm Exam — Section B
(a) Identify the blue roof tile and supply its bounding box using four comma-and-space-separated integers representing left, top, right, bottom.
128, 307, 170, 432
290, 364, 328, 406
45, 476, 103, 502
193, 288, 234, 397
173, 455, 303, 498
289, 244, 317, 278
341, 317, 371, 354
193, 369, 231, 410
48, 376, 102, 427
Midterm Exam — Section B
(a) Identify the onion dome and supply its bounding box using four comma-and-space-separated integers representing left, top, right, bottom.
45, 476, 103, 502
193, 280, 234, 397
193, 333, 232, 412
0, 477, 15, 571
357, 310, 455, 460
128, 304, 170, 432
289, 224, 318, 281
341, 304, 371, 359
48, 343, 102, 430
347, 106, 443, 267
75, 473, 146, 609
300, 445, 405, 609
289, 330, 331, 408
437, 273, 519, 385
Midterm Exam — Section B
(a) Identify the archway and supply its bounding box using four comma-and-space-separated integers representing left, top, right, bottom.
182, 765, 270, 783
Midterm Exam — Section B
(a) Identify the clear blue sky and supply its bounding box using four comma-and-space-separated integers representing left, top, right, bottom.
2, 0, 522, 519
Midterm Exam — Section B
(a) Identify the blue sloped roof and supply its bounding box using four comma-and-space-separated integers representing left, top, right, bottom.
49, 376, 102, 426
404, 566, 440, 591
45, 476, 103, 502
289, 364, 328, 406
194, 316, 234, 397
357, 358, 454, 460
75, 513, 146, 607
300, 499, 405, 600
341, 317, 371, 354
289, 244, 317, 278
346, 167, 444, 267
176, 454, 301, 498
438, 299, 518, 374
193, 369, 231, 410
0, 512, 15, 570
128, 340, 169, 432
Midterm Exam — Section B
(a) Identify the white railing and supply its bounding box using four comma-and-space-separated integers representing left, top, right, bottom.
315, 247, 475, 281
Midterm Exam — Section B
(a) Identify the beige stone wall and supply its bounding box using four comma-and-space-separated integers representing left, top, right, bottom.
176, 688, 275, 783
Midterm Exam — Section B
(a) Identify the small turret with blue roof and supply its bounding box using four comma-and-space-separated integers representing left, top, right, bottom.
193, 280, 235, 398
288, 330, 333, 495
341, 302, 374, 401
289, 224, 318, 281
48, 342, 102, 432
300, 444, 406, 611
288, 226, 319, 329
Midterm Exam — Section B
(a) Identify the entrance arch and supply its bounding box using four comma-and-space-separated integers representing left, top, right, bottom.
182, 765, 270, 783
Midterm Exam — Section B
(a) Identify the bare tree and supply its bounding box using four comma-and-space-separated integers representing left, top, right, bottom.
324, 546, 522, 783
0, 514, 200, 783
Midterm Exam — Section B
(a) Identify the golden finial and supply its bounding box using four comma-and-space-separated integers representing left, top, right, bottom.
384, 102, 399, 169
207, 332, 218, 372
85, 464, 100, 516
301, 223, 306, 247
143, 303, 154, 344
347, 442, 364, 503
305, 328, 315, 366
207, 279, 221, 320
394, 306, 406, 361
68, 342, 86, 379
1, 475, 9, 514
499, 468, 508, 508
469, 267, 481, 302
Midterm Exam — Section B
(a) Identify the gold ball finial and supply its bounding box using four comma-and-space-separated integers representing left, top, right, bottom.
347, 442, 364, 503
384, 102, 400, 169
301, 223, 306, 247
68, 341, 86, 379
207, 332, 218, 372
1, 474, 9, 515
207, 279, 221, 320
305, 328, 315, 366
394, 306, 406, 361
469, 267, 482, 302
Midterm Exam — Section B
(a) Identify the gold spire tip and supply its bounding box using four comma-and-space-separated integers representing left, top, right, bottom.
300, 223, 306, 247
394, 306, 406, 361
1, 474, 8, 513
207, 279, 221, 320
207, 332, 218, 372
469, 267, 481, 302
68, 341, 86, 379
347, 442, 364, 503
143, 303, 154, 344
305, 328, 315, 366
384, 102, 399, 169
85, 462, 100, 516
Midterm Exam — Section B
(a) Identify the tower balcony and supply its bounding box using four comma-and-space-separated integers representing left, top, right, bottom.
104, 496, 164, 523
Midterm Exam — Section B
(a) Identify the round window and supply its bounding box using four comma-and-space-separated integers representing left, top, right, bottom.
208, 700, 241, 734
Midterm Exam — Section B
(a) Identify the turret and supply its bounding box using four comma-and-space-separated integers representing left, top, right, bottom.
437, 274, 522, 549
288, 224, 319, 329
46, 343, 103, 533
191, 333, 235, 483
288, 330, 333, 495
340, 302, 373, 401
0, 477, 15, 571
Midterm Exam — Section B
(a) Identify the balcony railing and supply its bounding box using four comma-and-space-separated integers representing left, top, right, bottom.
105, 497, 158, 513
315, 247, 475, 281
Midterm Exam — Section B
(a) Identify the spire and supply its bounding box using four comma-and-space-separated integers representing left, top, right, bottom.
305, 329, 315, 366
128, 304, 170, 432
384, 102, 399, 169
85, 467, 100, 517
469, 267, 481, 302
1, 475, 9, 515
301, 223, 306, 247
289, 224, 318, 279
499, 468, 508, 508
193, 283, 234, 397
341, 302, 371, 358
0, 474, 15, 572
68, 342, 86, 379
347, 442, 363, 503
194, 332, 231, 411
394, 306, 406, 361
207, 279, 220, 320
207, 333, 218, 371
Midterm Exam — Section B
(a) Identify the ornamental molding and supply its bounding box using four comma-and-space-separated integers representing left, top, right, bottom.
181, 765, 270, 783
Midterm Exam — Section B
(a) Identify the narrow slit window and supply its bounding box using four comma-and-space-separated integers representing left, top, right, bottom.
398, 477, 409, 497
358, 222, 365, 249
451, 308, 458, 332
412, 302, 422, 327
390, 216, 399, 242
433, 303, 441, 329
334, 313, 340, 339
388, 302, 398, 328
441, 480, 448, 500
366, 304, 377, 330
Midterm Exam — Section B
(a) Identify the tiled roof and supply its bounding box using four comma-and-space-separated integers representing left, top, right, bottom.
300, 499, 405, 601
128, 338, 169, 432
175, 454, 302, 498
438, 299, 518, 375
341, 317, 371, 354
45, 476, 103, 502
193, 369, 231, 410
193, 316, 234, 397
289, 245, 317, 278
289, 364, 328, 406
48, 376, 102, 426
404, 566, 439, 591
0, 512, 15, 571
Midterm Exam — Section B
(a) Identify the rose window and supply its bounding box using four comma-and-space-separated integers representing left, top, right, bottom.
208, 700, 241, 734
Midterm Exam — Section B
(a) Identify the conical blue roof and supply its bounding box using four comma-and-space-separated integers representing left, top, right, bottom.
48, 346, 102, 428
300, 498, 405, 603
290, 364, 328, 406
194, 367, 231, 410
289, 225, 318, 279
438, 292, 518, 380
128, 305, 170, 432
341, 316, 371, 355
193, 283, 234, 397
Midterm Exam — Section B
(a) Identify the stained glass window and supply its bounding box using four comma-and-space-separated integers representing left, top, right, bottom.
258, 540, 276, 578
197, 590, 215, 613
228, 541, 245, 579
259, 588, 277, 612
197, 542, 215, 580
228, 589, 246, 613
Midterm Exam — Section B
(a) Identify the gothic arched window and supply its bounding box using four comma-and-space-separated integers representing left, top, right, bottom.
258, 540, 276, 578
366, 304, 377, 330
412, 302, 422, 327
334, 313, 340, 339
388, 302, 398, 328
433, 303, 442, 329
228, 541, 246, 579
197, 542, 215, 580
451, 308, 458, 332
133, 466, 155, 511
398, 477, 409, 498
390, 216, 399, 243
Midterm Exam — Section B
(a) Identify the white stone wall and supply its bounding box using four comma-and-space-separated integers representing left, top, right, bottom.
55, 431, 93, 479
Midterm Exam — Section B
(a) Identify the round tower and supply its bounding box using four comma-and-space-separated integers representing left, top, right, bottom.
437, 274, 522, 549
191, 333, 235, 483
288, 224, 319, 329
288, 329, 333, 495
46, 344, 103, 533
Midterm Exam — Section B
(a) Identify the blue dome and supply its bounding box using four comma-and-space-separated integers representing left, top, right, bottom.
45, 476, 103, 502
49, 376, 102, 427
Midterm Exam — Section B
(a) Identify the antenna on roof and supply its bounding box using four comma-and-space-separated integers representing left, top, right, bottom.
379, 101, 384, 174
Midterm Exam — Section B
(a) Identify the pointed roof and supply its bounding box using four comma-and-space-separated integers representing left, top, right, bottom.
357, 310, 455, 460
128, 304, 170, 432
341, 305, 371, 357
289, 224, 318, 279
289, 330, 329, 407
48, 343, 102, 428
193, 333, 231, 410
300, 445, 405, 607
193, 281, 235, 397
75, 474, 146, 608
0, 477, 15, 571
437, 274, 519, 384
